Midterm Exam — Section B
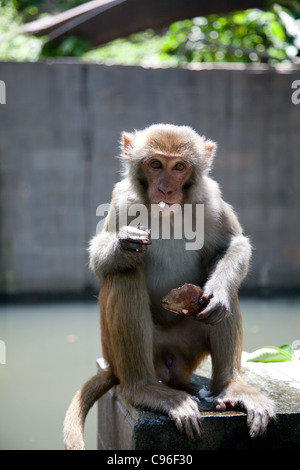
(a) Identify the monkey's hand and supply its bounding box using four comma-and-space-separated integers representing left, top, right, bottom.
193, 289, 230, 325
89, 225, 151, 279
118, 225, 151, 257
161, 283, 229, 325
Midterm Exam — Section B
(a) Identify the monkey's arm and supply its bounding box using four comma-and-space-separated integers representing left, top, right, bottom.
89, 218, 151, 281
195, 202, 252, 325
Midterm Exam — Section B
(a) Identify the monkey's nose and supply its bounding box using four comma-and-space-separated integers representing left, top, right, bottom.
158, 187, 174, 196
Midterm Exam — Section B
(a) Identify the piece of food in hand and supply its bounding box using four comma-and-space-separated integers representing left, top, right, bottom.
161, 283, 210, 316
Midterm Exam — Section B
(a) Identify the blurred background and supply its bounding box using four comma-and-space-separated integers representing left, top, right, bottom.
0, 0, 299, 450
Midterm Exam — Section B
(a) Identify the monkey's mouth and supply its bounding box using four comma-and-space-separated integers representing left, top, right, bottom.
158, 201, 179, 208
157, 201, 182, 211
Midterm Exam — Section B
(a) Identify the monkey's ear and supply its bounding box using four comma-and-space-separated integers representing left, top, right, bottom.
122, 132, 134, 157
204, 139, 217, 169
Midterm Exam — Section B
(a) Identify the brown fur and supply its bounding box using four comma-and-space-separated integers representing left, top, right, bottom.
63, 124, 275, 449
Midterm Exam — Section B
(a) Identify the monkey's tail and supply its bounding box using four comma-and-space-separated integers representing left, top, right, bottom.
63, 369, 117, 450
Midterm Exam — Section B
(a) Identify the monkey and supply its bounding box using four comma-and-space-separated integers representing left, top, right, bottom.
63, 124, 275, 450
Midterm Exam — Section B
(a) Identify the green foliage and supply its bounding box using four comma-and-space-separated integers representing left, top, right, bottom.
83, 30, 178, 66
41, 36, 91, 57
0, 1, 90, 60
1, 1, 88, 25
0, 2, 43, 61
85, 5, 300, 66
0, 1, 299, 65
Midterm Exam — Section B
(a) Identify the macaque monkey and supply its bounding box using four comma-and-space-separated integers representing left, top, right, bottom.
63, 124, 275, 450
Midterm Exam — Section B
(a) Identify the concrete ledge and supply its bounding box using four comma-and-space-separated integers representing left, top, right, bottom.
97, 354, 300, 450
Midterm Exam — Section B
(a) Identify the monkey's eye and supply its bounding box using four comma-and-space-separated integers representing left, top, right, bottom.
174, 162, 185, 171
150, 160, 162, 169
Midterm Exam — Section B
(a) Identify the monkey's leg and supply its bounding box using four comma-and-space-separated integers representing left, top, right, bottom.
63, 368, 117, 450
209, 298, 275, 438
102, 269, 202, 440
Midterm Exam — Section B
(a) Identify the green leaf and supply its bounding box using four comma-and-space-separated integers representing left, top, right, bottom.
268, 20, 286, 40
232, 12, 247, 25
279, 344, 294, 356
247, 345, 294, 363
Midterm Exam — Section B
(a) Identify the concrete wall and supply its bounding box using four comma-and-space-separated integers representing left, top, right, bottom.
0, 61, 299, 297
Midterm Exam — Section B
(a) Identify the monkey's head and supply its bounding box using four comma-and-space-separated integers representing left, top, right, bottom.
120, 124, 217, 206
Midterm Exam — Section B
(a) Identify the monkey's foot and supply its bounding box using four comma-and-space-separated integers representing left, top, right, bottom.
213, 380, 275, 438
168, 394, 202, 441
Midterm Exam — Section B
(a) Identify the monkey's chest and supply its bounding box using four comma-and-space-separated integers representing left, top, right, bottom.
143, 238, 205, 321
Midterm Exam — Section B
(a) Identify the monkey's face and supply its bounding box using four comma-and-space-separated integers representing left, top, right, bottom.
141, 154, 193, 206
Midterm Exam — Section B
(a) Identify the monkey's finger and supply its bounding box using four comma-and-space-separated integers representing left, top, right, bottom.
119, 240, 150, 252
169, 398, 201, 440
120, 226, 151, 243
131, 233, 152, 244
169, 409, 184, 434
194, 303, 227, 325
137, 225, 151, 239
248, 409, 260, 438
259, 411, 270, 436
214, 398, 227, 412
120, 235, 151, 246
129, 226, 151, 239
186, 400, 202, 440
198, 294, 213, 309
175, 411, 201, 441
193, 309, 220, 325
189, 414, 202, 440
183, 418, 198, 441
131, 237, 152, 245
248, 410, 268, 438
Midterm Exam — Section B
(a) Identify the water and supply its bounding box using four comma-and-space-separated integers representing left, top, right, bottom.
0, 302, 100, 450
0, 297, 299, 450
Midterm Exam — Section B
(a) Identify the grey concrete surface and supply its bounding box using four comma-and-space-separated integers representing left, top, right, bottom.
0, 61, 299, 296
